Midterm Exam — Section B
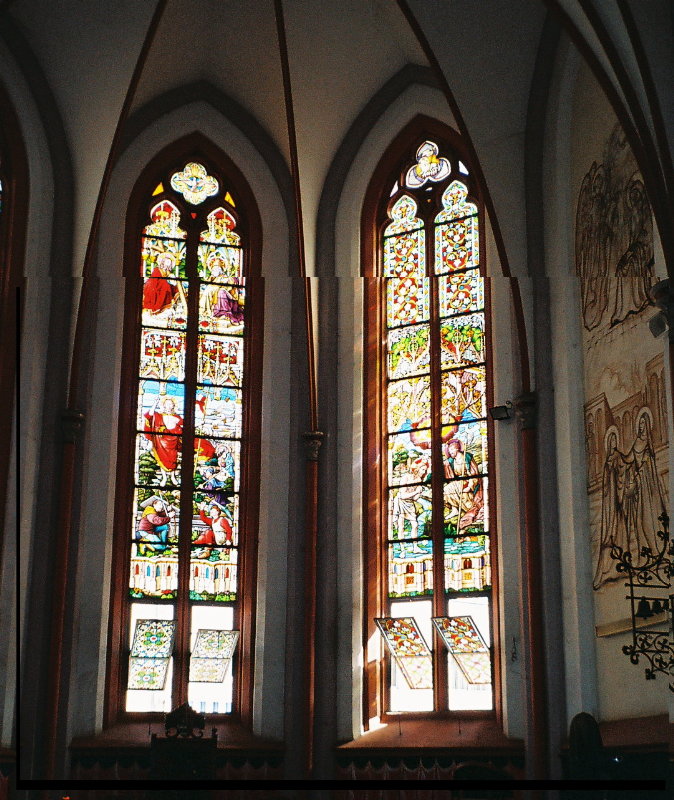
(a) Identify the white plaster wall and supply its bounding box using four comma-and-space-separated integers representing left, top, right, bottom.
64, 100, 291, 746
546, 42, 669, 723
333, 82, 525, 741
0, 42, 55, 748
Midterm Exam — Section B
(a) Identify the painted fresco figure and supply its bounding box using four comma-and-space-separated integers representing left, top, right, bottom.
622, 411, 666, 558
443, 438, 483, 534
593, 413, 667, 589
592, 429, 629, 588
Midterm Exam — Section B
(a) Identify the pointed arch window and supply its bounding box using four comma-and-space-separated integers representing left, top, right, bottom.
108, 143, 262, 725
363, 126, 495, 718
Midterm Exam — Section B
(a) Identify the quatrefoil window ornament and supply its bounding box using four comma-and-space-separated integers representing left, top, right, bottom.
170, 162, 219, 205
405, 140, 451, 189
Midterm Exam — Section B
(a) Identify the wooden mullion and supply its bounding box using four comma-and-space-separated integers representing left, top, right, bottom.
173, 221, 199, 707
428, 215, 449, 713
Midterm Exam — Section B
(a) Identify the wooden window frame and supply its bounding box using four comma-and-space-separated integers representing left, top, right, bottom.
105, 134, 263, 730
361, 116, 501, 727
0, 84, 28, 553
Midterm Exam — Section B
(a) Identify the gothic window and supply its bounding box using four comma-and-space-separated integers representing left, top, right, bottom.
363, 123, 495, 717
108, 143, 262, 724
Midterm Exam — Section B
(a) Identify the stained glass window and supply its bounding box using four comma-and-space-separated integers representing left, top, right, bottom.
367, 132, 493, 715
118, 155, 260, 717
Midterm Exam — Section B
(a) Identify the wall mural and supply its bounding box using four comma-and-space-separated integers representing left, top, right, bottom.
576, 123, 668, 591
575, 123, 654, 332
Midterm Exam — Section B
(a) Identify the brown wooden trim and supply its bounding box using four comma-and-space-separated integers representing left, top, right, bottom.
106, 137, 263, 736
0, 82, 28, 566
518, 412, 548, 779
361, 118, 502, 728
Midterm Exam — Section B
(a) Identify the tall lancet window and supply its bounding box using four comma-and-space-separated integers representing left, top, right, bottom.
363, 127, 495, 717
109, 146, 262, 724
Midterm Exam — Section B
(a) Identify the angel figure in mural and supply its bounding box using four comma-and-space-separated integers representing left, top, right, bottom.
575, 124, 653, 333
593, 413, 667, 589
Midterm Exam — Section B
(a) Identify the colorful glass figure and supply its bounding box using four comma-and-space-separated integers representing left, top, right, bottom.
433, 615, 491, 684
375, 617, 433, 689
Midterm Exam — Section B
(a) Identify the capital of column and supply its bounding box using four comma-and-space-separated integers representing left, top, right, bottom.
303, 430, 325, 461
513, 391, 537, 430
61, 409, 85, 443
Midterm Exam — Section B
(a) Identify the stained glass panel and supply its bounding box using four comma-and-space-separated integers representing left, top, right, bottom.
384, 230, 424, 278
434, 217, 479, 274
405, 141, 451, 189
441, 367, 487, 423
375, 617, 433, 689
198, 243, 243, 283
198, 335, 243, 387
194, 386, 242, 439
134, 433, 182, 488
128, 657, 171, 690
127, 619, 176, 690
137, 381, 185, 430
141, 237, 186, 278
387, 276, 430, 328
387, 375, 431, 434
171, 162, 219, 205
144, 201, 186, 239
439, 271, 483, 317
440, 313, 485, 370
388, 539, 433, 597
192, 492, 239, 548
387, 324, 430, 380
189, 630, 239, 683
142, 279, 188, 330
444, 536, 491, 592
132, 489, 180, 546
189, 547, 238, 602
131, 619, 176, 658
444, 476, 488, 538
199, 283, 245, 334
388, 485, 432, 540
200, 207, 240, 245
436, 180, 478, 222
433, 616, 491, 684
194, 439, 239, 493
140, 330, 186, 382
388, 429, 432, 486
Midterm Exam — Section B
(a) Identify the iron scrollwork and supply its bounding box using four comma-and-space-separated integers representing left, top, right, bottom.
610, 512, 674, 690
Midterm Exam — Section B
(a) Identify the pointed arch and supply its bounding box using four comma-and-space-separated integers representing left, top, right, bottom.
105, 133, 263, 727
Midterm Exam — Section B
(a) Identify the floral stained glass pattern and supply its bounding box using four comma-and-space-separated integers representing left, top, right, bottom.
128, 619, 176, 690
189, 629, 239, 683
433, 616, 491, 684
375, 617, 433, 689
434, 181, 479, 275
387, 276, 429, 328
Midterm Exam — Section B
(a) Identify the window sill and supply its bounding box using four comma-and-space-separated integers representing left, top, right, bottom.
338, 717, 523, 753
70, 719, 283, 753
